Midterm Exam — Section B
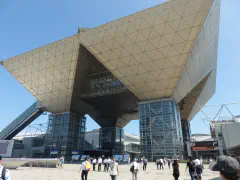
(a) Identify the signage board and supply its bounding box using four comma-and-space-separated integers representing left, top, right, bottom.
191, 141, 218, 151
50, 149, 59, 155
114, 155, 123, 162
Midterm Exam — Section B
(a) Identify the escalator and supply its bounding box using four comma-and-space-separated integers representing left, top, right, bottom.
0, 101, 45, 140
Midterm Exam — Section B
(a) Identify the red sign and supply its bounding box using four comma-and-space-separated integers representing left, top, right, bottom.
192, 147, 215, 151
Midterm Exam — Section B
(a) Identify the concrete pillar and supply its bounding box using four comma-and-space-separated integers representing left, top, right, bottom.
99, 127, 124, 156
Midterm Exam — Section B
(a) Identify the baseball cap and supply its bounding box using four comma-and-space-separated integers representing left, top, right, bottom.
211, 155, 240, 175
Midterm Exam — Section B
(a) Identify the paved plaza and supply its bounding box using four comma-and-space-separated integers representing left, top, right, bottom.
11, 163, 220, 180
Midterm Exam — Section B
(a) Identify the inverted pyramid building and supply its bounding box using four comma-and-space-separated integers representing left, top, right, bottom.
0, 0, 221, 160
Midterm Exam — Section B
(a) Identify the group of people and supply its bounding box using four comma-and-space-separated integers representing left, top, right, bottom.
80, 157, 119, 180
0, 154, 239, 180
185, 157, 204, 180
80, 155, 240, 180
185, 156, 240, 180
91, 157, 112, 172
80, 156, 148, 180
156, 157, 180, 180
156, 157, 171, 170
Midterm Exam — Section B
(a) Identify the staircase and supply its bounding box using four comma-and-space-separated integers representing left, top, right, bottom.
0, 101, 45, 140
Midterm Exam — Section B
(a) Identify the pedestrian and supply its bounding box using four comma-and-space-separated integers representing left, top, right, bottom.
92, 157, 97, 171
80, 157, 91, 180
98, 156, 102, 172
167, 158, 171, 169
211, 155, 240, 180
163, 157, 166, 166
185, 157, 196, 180
156, 159, 160, 170
200, 157, 204, 173
128, 157, 131, 165
194, 158, 202, 179
172, 160, 180, 180
143, 158, 147, 171
209, 157, 213, 164
109, 157, 119, 180
160, 158, 164, 169
130, 159, 139, 180
59, 156, 64, 169
104, 158, 108, 172
107, 157, 111, 171
0, 155, 11, 180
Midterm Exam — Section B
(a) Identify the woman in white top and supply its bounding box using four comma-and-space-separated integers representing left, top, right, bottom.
98, 157, 102, 171
92, 158, 97, 171
130, 159, 139, 180
109, 157, 119, 180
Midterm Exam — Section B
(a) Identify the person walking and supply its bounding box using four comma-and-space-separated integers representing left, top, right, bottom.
167, 158, 171, 169
185, 157, 196, 180
130, 159, 139, 180
128, 157, 131, 164
104, 158, 108, 172
59, 156, 64, 169
0, 155, 11, 180
98, 156, 102, 172
109, 157, 119, 180
92, 157, 97, 171
142, 158, 147, 171
160, 158, 164, 169
211, 155, 240, 180
107, 157, 111, 171
156, 159, 160, 170
172, 160, 180, 180
200, 157, 204, 173
80, 157, 91, 180
194, 158, 202, 179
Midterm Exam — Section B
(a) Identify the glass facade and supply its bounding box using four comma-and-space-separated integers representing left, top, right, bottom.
99, 127, 124, 155
125, 143, 141, 153
139, 99, 183, 161
45, 113, 86, 160
81, 73, 128, 98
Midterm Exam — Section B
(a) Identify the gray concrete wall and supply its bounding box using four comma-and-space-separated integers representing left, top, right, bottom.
221, 123, 240, 150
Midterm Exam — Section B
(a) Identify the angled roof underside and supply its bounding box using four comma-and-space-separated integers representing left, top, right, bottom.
1, 0, 220, 120
80, 0, 216, 101
1, 34, 81, 113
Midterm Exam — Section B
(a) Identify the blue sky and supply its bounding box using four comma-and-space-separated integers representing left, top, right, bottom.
0, 0, 239, 136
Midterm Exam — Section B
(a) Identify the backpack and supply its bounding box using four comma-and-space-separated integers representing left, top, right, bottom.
1, 167, 6, 180
86, 162, 92, 171
130, 165, 134, 172
188, 161, 195, 170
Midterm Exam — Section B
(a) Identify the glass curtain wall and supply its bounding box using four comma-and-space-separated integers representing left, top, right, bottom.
139, 99, 183, 161
45, 113, 86, 160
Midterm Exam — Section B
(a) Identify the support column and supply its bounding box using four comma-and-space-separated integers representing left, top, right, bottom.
139, 99, 184, 161
45, 112, 86, 161
181, 121, 191, 159
99, 127, 124, 156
